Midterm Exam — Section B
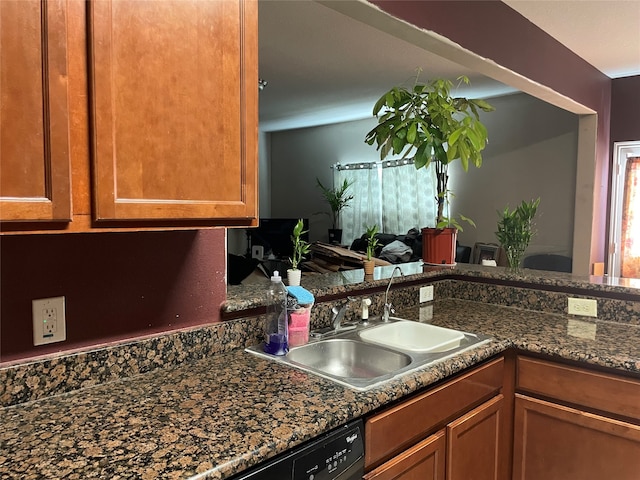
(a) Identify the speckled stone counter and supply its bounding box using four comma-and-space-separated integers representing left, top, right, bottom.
1, 298, 639, 479
225, 262, 640, 314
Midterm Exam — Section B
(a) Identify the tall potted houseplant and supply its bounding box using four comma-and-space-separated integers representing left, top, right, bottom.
288, 218, 311, 286
495, 198, 540, 272
316, 178, 354, 244
365, 74, 494, 264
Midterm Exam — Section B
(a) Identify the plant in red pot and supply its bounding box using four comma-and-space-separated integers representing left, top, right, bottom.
365, 73, 494, 265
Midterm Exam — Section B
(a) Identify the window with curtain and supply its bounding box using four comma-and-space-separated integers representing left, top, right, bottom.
621, 157, 640, 278
335, 165, 380, 247
609, 142, 640, 278
334, 160, 436, 246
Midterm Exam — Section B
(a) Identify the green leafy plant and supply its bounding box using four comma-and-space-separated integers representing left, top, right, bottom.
365, 224, 380, 261
289, 218, 311, 271
316, 178, 354, 230
495, 198, 540, 271
365, 73, 494, 230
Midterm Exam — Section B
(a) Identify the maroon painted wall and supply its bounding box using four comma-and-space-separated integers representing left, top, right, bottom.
611, 76, 640, 143
0, 229, 226, 363
371, 0, 612, 265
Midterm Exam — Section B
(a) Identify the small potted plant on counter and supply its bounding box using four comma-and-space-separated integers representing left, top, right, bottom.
495, 198, 540, 272
316, 177, 354, 244
288, 218, 311, 286
363, 224, 379, 275
365, 72, 494, 264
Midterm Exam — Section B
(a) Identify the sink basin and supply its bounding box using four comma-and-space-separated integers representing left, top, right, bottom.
359, 320, 465, 352
286, 338, 411, 379
245, 318, 491, 391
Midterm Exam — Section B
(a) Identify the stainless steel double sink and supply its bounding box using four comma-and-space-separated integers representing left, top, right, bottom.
246, 318, 492, 391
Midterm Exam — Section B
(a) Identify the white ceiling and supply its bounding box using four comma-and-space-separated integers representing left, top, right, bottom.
259, 0, 640, 132
504, 0, 640, 79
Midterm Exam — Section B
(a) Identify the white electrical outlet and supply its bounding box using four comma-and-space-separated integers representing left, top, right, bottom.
32, 296, 66, 346
567, 297, 598, 318
420, 285, 434, 303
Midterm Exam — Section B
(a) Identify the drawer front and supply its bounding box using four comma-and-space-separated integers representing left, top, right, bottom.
517, 356, 640, 421
364, 430, 446, 480
365, 357, 504, 468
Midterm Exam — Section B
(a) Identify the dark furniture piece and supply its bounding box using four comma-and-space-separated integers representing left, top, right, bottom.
246, 218, 309, 260
523, 254, 572, 273
349, 229, 472, 264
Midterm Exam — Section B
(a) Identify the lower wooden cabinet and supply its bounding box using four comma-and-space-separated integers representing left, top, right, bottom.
447, 394, 503, 480
365, 354, 640, 480
366, 395, 504, 480
365, 430, 446, 480
365, 358, 507, 480
512, 394, 640, 480
514, 356, 640, 480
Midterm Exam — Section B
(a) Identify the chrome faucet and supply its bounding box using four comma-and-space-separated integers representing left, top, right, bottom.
383, 266, 404, 322
331, 297, 357, 332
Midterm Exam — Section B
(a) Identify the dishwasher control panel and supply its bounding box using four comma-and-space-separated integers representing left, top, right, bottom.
232, 419, 364, 480
293, 421, 364, 479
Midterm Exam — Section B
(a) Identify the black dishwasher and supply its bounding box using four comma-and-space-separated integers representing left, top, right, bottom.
230, 419, 365, 480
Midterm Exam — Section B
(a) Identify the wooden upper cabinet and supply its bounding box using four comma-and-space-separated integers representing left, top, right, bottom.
87, 0, 258, 223
0, 0, 72, 222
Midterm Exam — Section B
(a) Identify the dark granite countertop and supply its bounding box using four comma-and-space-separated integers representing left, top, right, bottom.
225, 262, 640, 314
1, 298, 639, 479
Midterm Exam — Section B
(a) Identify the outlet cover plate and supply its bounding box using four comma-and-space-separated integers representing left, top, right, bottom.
32, 296, 66, 346
420, 285, 434, 303
567, 297, 598, 318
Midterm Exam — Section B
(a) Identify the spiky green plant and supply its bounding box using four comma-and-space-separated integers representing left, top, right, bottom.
316, 178, 354, 230
495, 198, 540, 271
365, 224, 380, 261
289, 219, 311, 270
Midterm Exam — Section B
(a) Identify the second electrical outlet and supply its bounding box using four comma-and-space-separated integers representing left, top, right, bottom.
420, 285, 434, 303
567, 297, 598, 318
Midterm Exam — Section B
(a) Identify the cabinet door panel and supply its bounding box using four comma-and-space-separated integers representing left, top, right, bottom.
364, 430, 445, 480
513, 394, 640, 480
366, 358, 503, 468
89, 0, 257, 222
447, 394, 503, 480
0, 0, 71, 222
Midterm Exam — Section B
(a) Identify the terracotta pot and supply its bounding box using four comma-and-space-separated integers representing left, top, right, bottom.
287, 268, 301, 286
421, 227, 457, 265
363, 259, 375, 275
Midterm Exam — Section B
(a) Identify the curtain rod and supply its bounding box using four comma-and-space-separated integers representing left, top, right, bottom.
332, 158, 415, 171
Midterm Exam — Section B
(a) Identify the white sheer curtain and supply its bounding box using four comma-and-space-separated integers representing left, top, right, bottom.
381, 162, 437, 234
334, 160, 437, 246
335, 166, 381, 247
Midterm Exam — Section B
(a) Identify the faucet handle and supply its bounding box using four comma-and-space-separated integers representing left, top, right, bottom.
382, 301, 395, 322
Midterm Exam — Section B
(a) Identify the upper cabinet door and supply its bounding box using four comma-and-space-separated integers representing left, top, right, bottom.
0, 0, 72, 222
88, 0, 258, 223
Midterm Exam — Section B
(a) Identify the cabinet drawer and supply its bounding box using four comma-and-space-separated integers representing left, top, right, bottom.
365, 357, 503, 468
364, 430, 446, 480
517, 356, 640, 421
